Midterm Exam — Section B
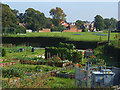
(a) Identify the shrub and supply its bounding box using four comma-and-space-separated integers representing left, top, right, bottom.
72, 51, 82, 63
2, 48, 6, 57
93, 45, 104, 56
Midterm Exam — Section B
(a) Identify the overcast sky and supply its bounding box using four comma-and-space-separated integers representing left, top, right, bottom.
3, 2, 118, 22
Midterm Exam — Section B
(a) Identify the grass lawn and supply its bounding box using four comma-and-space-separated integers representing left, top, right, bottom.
3, 32, 119, 42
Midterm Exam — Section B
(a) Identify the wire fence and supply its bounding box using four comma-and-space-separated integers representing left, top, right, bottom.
75, 63, 91, 88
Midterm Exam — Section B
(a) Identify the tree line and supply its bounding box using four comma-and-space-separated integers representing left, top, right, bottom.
2, 3, 66, 34
76, 15, 118, 31
1, 3, 120, 34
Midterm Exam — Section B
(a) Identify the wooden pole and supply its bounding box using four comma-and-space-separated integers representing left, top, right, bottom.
108, 29, 110, 45
108, 22, 112, 45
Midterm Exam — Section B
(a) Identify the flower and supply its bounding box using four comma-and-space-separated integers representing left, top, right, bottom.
92, 55, 95, 58
75, 64, 82, 68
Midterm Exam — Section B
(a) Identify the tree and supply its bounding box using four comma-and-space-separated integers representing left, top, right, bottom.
51, 18, 60, 26
18, 13, 24, 23
94, 15, 105, 31
2, 48, 6, 57
2, 4, 19, 34
24, 8, 46, 31
49, 7, 66, 26
16, 25, 26, 34
89, 24, 92, 30
51, 25, 65, 32
76, 20, 84, 25
11, 9, 19, 17
104, 18, 111, 29
104, 18, 117, 30
110, 17, 117, 30
117, 21, 120, 30
44, 18, 53, 28
75, 20, 84, 29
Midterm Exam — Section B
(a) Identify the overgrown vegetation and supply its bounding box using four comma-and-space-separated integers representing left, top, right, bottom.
93, 44, 120, 67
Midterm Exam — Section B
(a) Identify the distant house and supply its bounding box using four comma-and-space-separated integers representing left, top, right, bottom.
64, 25, 82, 32
69, 22, 76, 25
84, 23, 89, 29
89, 22, 96, 32
39, 28, 51, 32
19, 23, 25, 28
61, 21, 69, 27
26, 29, 32, 33
60, 21, 81, 32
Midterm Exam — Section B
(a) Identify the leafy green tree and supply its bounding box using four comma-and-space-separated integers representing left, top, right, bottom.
11, 9, 19, 17
51, 25, 65, 32
44, 18, 53, 28
104, 18, 117, 30
24, 8, 46, 31
16, 25, 26, 34
75, 20, 84, 29
94, 15, 105, 31
18, 13, 24, 23
2, 4, 19, 34
110, 17, 117, 30
104, 18, 111, 29
49, 7, 66, 26
51, 18, 60, 26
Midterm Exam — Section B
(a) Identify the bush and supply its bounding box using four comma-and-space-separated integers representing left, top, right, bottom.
59, 42, 74, 50
72, 51, 82, 63
49, 55, 61, 62
93, 45, 104, 56
2, 48, 6, 57
45, 42, 75, 60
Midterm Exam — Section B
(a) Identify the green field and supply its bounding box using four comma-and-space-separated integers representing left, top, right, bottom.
4, 32, 119, 41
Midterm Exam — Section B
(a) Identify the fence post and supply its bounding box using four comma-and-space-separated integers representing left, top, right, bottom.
86, 63, 89, 88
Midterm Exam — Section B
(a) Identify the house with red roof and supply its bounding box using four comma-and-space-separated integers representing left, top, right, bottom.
61, 21, 69, 27
19, 23, 25, 28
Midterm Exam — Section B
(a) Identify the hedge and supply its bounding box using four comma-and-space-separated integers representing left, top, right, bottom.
2, 37, 98, 49
45, 42, 82, 62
